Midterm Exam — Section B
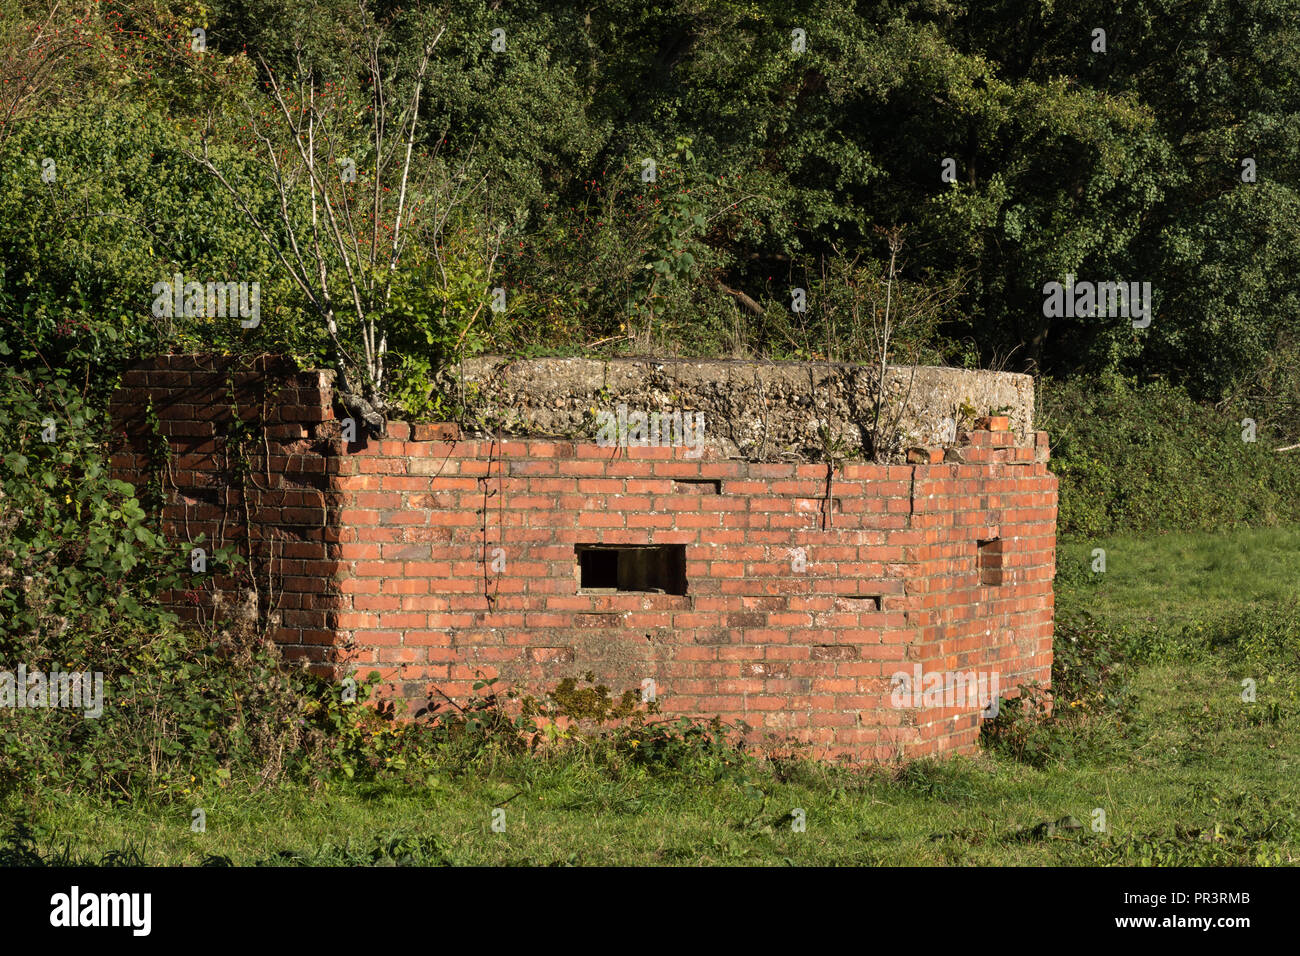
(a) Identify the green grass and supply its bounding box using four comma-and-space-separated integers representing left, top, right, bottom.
6, 528, 1300, 866
1055, 527, 1300, 630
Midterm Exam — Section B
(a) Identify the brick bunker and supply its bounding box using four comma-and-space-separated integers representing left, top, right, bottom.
109, 355, 1057, 761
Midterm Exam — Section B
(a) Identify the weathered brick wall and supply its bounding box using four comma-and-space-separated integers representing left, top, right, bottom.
110, 355, 1057, 761
108, 355, 345, 662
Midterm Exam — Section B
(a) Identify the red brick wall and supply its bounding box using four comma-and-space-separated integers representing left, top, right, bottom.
110, 355, 1057, 761
108, 355, 345, 662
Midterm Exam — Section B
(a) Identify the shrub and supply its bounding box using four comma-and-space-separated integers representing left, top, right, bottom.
980, 612, 1138, 768
1041, 373, 1300, 537
0, 368, 367, 798
0, 369, 191, 644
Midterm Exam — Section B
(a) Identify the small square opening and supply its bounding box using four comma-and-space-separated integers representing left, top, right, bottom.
577, 545, 686, 595
977, 538, 1003, 586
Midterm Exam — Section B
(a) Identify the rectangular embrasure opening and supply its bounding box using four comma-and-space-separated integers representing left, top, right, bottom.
577, 545, 687, 595
672, 479, 721, 494
977, 537, 1003, 586
177, 486, 221, 506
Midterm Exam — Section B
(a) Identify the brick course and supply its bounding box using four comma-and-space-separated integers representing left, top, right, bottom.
109, 355, 1057, 761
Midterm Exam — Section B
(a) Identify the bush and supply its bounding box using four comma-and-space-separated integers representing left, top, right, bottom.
980, 611, 1139, 768
0, 96, 303, 397
0, 367, 377, 799
1, 622, 307, 799
1041, 373, 1300, 537
0, 369, 190, 643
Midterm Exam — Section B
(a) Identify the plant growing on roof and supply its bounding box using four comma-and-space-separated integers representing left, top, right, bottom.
187, 2, 502, 435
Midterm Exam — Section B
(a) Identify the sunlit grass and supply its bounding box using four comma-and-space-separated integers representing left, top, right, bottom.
9, 528, 1300, 866
1055, 527, 1300, 628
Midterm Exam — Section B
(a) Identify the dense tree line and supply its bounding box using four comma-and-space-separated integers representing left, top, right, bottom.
1, 0, 1297, 420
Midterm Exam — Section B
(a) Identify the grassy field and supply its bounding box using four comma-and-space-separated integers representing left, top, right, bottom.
7, 528, 1300, 866
1055, 527, 1300, 630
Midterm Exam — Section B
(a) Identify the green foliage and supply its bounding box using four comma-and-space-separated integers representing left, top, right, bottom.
0, 94, 306, 391
1042, 373, 1300, 537
384, 234, 494, 420
405, 672, 753, 782
4, 0, 1299, 408
627, 137, 714, 338
0, 368, 358, 800
0, 370, 195, 640
0, 623, 296, 799
979, 614, 1139, 770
